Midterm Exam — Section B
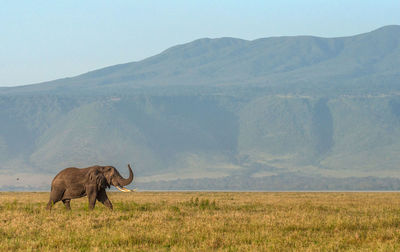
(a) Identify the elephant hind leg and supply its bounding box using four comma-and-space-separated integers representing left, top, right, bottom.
46, 189, 64, 210
62, 199, 71, 210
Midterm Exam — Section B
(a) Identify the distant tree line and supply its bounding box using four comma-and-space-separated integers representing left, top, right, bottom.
137, 174, 400, 191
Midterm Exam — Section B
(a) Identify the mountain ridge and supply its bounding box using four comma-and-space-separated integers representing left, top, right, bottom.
1, 25, 399, 93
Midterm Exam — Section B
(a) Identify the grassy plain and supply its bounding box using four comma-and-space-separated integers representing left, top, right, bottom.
1, 192, 400, 251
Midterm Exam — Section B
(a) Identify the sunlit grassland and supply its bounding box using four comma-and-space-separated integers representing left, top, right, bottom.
1, 192, 400, 251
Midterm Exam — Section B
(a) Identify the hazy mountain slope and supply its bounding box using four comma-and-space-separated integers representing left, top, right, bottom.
0, 95, 241, 179
29, 99, 159, 174
1, 25, 400, 190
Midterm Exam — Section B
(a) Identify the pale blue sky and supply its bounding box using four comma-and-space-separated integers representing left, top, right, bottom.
1, 1, 399, 87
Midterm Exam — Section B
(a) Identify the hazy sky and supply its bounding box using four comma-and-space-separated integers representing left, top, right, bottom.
1, 1, 399, 87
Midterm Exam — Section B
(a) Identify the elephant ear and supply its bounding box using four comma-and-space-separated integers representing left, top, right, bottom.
101, 166, 114, 185
88, 168, 109, 190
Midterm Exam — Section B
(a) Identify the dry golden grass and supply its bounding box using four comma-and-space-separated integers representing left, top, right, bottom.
1, 192, 400, 251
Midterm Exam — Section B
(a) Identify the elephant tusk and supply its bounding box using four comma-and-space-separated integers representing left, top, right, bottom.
115, 186, 129, 192
115, 185, 136, 192
122, 186, 136, 192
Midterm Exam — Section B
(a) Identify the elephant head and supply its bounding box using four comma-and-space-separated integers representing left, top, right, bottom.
89, 164, 134, 192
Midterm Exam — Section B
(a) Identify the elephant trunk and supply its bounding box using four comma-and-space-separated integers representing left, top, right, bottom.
117, 164, 134, 186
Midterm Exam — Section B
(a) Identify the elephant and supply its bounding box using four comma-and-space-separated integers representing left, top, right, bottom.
46, 164, 134, 210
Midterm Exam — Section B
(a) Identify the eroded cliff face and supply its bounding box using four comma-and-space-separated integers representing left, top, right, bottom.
238, 94, 400, 178
2, 92, 400, 187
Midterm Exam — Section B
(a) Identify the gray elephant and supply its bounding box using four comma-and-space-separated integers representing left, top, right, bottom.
46, 164, 134, 210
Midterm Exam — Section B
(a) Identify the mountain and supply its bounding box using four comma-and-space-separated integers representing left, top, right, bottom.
1, 25, 400, 190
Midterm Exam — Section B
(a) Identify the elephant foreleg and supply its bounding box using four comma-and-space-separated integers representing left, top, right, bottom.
97, 189, 113, 210
88, 196, 96, 210
87, 187, 97, 210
